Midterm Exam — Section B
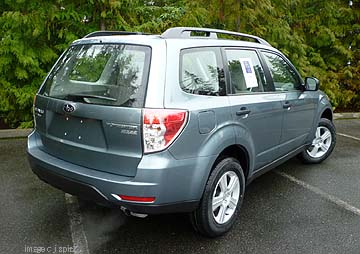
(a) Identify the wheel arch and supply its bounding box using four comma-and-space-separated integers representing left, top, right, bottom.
320, 108, 333, 121
213, 144, 250, 181
307, 106, 334, 144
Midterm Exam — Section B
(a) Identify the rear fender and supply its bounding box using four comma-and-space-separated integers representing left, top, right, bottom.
192, 123, 255, 196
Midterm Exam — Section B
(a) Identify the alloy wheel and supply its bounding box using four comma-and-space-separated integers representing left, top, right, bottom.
212, 171, 240, 224
306, 126, 332, 158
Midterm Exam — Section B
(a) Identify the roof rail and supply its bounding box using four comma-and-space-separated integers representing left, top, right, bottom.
161, 27, 271, 46
84, 31, 149, 38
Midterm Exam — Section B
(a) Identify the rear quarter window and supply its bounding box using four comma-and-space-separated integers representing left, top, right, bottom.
179, 47, 225, 96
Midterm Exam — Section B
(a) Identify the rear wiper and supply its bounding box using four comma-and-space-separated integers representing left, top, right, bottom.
64, 94, 117, 103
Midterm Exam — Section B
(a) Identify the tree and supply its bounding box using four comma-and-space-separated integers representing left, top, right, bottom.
0, 0, 359, 128
0, 0, 209, 128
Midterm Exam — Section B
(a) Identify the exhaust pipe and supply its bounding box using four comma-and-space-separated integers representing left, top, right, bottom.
120, 206, 148, 218
120, 206, 131, 216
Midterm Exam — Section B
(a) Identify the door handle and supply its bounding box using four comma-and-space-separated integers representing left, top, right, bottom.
236, 108, 251, 116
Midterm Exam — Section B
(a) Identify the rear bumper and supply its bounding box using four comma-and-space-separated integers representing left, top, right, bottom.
29, 163, 198, 214
27, 131, 215, 214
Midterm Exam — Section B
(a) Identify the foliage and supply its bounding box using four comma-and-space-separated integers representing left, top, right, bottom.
0, 0, 359, 128
203, 0, 360, 111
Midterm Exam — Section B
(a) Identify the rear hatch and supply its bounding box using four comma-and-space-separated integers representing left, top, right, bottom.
34, 43, 151, 177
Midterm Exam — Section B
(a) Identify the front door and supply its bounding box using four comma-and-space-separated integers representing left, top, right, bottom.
261, 51, 317, 155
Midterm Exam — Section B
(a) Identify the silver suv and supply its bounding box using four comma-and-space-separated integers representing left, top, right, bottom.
27, 27, 336, 237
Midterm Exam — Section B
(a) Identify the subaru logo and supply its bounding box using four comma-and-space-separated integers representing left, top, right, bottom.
63, 104, 75, 113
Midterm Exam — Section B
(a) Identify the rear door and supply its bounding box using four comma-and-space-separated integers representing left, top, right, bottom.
225, 48, 284, 170
261, 51, 317, 155
34, 43, 151, 177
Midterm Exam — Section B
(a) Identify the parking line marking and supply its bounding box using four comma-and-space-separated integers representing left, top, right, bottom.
276, 171, 360, 217
65, 194, 90, 254
337, 133, 360, 142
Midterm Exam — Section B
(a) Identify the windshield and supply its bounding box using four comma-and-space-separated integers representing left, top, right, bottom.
41, 44, 151, 107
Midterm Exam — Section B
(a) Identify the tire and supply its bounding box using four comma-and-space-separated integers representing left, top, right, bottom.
190, 157, 245, 237
298, 118, 336, 164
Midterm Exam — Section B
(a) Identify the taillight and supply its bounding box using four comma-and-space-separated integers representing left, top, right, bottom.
143, 108, 188, 153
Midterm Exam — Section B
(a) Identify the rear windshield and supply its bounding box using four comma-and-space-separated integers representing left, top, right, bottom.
41, 44, 151, 107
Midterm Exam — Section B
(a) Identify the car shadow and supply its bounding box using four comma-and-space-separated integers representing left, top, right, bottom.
77, 160, 301, 254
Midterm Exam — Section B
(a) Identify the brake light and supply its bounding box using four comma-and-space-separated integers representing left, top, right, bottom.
143, 108, 188, 153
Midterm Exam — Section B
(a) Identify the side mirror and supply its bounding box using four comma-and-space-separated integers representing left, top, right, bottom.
304, 77, 319, 91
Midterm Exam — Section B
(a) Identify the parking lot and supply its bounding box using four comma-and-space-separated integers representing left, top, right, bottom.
1, 119, 359, 254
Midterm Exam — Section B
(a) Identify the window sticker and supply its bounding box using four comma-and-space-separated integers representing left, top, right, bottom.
240, 58, 258, 88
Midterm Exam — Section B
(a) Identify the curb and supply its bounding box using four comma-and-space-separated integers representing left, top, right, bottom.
334, 113, 360, 120
0, 129, 33, 139
0, 113, 358, 139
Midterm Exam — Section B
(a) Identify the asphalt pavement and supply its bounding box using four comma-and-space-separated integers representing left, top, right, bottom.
0, 119, 359, 254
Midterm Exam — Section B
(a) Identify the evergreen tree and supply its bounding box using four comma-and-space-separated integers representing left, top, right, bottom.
0, 0, 359, 128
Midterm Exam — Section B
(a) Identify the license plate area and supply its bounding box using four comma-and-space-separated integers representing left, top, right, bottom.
47, 112, 106, 148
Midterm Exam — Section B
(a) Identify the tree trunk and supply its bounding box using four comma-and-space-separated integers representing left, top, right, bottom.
236, 0, 241, 31
100, 20, 106, 30
219, 0, 225, 23
99, 3, 106, 30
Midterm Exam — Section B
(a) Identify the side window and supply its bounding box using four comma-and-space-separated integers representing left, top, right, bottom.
180, 48, 225, 96
262, 51, 301, 92
225, 49, 270, 93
